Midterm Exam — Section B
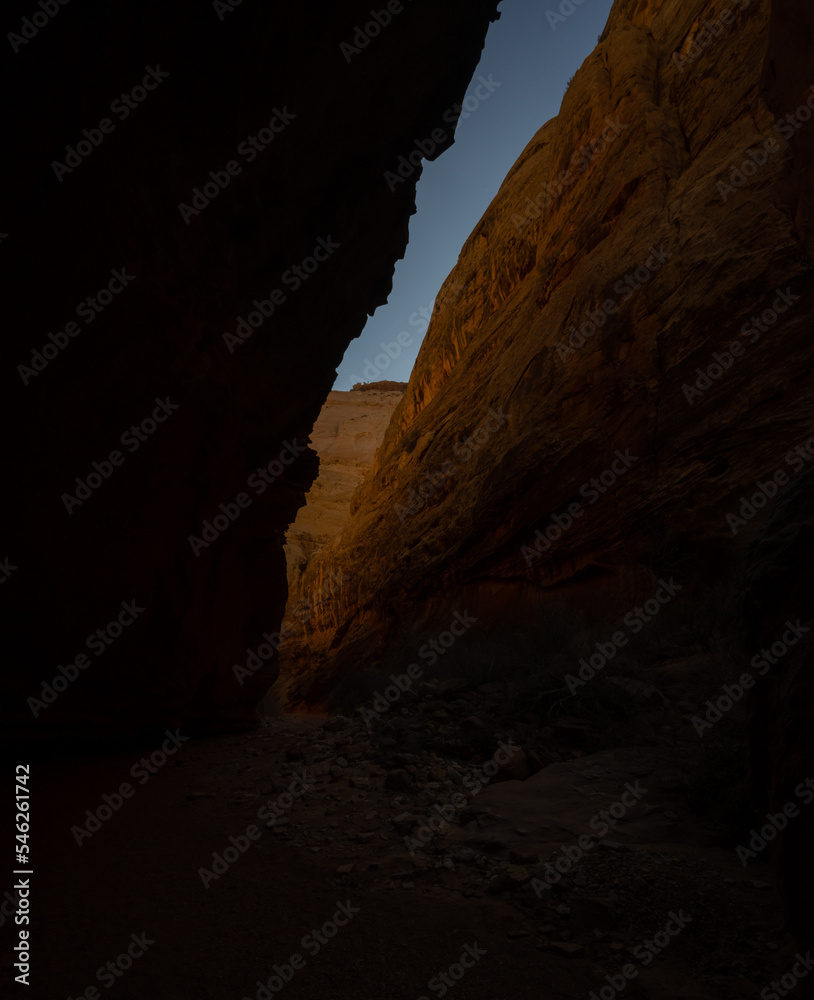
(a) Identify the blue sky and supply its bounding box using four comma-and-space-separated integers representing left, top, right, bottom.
335, 0, 615, 389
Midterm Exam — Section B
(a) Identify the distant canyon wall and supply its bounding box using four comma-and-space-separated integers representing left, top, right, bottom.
285, 385, 405, 594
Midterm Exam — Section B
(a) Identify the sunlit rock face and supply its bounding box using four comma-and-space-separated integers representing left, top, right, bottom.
281, 0, 814, 705
1, 0, 500, 740
285, 385, 405, 593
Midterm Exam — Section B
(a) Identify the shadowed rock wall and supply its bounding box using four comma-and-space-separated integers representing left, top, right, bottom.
1, 0, 500, 739
745, 467, 814, 961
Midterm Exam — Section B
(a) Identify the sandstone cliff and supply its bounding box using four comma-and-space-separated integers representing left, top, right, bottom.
285, 385, 405, 591
281, 0, 814, 704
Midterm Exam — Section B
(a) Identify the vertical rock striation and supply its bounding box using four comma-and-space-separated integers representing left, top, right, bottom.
282, 0, 814, 703
285, 384, 405, 591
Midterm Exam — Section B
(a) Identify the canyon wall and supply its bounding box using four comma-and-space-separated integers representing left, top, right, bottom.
1, 0, 501, 740
285, 385, 405, 591
281, 0, 814, 704
745, 465, 814, 959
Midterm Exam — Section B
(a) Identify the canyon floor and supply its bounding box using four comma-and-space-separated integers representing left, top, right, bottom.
34, 678, 800, 1000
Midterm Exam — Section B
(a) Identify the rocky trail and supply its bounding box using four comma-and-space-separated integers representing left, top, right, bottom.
33, 676, 799, 999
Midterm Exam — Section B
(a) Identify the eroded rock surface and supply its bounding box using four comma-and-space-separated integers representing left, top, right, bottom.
282, 0, 814, 704
285, 385, 405, 590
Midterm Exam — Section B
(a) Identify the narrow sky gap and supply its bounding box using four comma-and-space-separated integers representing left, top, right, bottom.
336, 0, 616, 389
